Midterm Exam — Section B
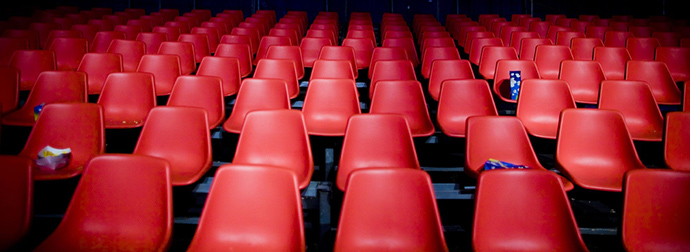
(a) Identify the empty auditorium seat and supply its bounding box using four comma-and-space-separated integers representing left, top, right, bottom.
0, 38, 30, 66
473, 169, 586, 251
334, 168, 447, 251
422, 46, 461, 79
222, 78, 291, 134
9, 50, 56, 90
90, 31, 126, 53
534, 45, 573, 79
556, 109, 647, 192
214, 43, 253, 77
626, 60, 682, 105
516, 79, 576, 139
369, 60, 417, 99
428, 59, 474, 101
478, 46, 518, 79
254, 59, 300, 99
570, 37, 603, 60
136, 32, 169, 54
191, 27, 221, 53
167, 76, 225, 129
196, 56, 242, 96
113, 24, 143, 40
342, 38, 376, 70
437, 80, 497, 137
107, 39, 146, 72
655, 47, 690, 82
266, 45, 304, 79
152, 25, 181, 41
665, 112, 690, 171
178, 33, 211, 63
77, 53, 123, 95
627, 37, 661, 61
599, 80, 664, 141
370, 80, 435, 137
593, 46, 631, 80
302, 79, 360, 136
603, 31, 633, 47
136, 54, 182, 96
519, 37, 552, 60
0, 155, 32, 251
33, 154, 172, 251
559, 60, 607, 104
97, 72, 156, 129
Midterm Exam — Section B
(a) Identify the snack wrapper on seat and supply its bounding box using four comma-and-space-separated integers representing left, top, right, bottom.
484, 158, 531, 171
36, 146, 72, 171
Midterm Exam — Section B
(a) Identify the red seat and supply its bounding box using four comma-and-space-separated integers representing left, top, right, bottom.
157, 41, 196, 75
421, 46, 461, 79
2, 71, 87, 127
428, 59, 474, 101
0, 38, 30, 66
17, 103, 103, 180
585, 25, 610, 41
368, 47, 408, 79
214, 43, 252, 78
456, 25, 486, 48
570, 37, 603, 60
478, 46, 518, 79
48, 37, 88, 71
113, 24, 143, 40
593, 46, 631, 80
302, 79, 360, 136
231, 27, 261, 55
0, 67, 19, 114
136, 54, 181, 96
652, 31, 682, 47
559, 60, 607, 104
493, 59, 540, 103
310, 60, 356, 81
627, 37, 661, 61
2, 29, 39, 50
622, 169, 690, 251
464, 31, 497, 55
437, 80, 497, 137
233, 110, 313, 189
88, 19, 116, 31
134, 106, 211, 185
187, 164, 305, 251
655, 47, 690, 82
499, 25, 527, 47
9, 50, 56, 90
0, 155, 32, 251
253, 35, 292, 65
29, 22, 60, 49
97, 72, 155, 129
200, 21, 229, 35
599, 80, 664, 141
342, 38, 376, 70
626, 60, 682, 105
318, 46, 359, 79
556, 109, 647, 192
127, 19, 153, 33
603, 31, 633, 47
516, 79, 576, 139
529, 21, 554, 38
77, 53, 123, 95
519, 37, 552, 60
107, 39, 146, 72
534, 45, 573, 79
178, 33, 210, 63
269, 28, 299, 46
222, 78, 290, 134
369, 60, 417, 99
254, 59, 300, 99
665, 112, 690, 171
467, 37, 502, 65
299, 37, 333, 68
152, 25, 181, 41
191, 27, 220, 53
136, 32, 169, 54
90, 31, 126, 53
167, 76, 225, 129
168, 19, 193, 33
473, 169, 586, 251
555, 31, 585, 46
334, 169, 447, 251
266, 45, 304, 79
370, 80, 435, 137
629, 26, 653, 37
33, 154, 172, 251
509, 31, 539, 52
44, 30, 83, 50
382, 37, 420, 67
196, 56, 241, 96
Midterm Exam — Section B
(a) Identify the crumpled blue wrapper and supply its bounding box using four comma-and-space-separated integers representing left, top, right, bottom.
484, 158, 532, 171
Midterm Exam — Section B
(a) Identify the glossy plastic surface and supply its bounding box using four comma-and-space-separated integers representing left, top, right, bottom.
468, 37, 502, 65
625, 60, 682, 105
136, 54, 182, 96
517, 79, 576, 139
9, 50, 56, 90
570, 37, 603, 60
318, 46, 358, 79
107, 39, 146, 72
370, 80, 435, 137
592, 46, 630, 80
302, 79, 360, 136
428, 59, 474, 101
664, 112, 690, 171
167, 75, 225, 129
77, 53, 123, 94
534, 45, 573, 79
222, 78, 291, 133
342, 38, 376, 69
300, 37, 333, 68
97, 72, 156, 129
178, 33, 210, 63
478, 46, 518, 79
655, 47, 690, 82
253, 35, 291, 65
196, 56, 241, 96
254, 59, 300, 99
214, 43, 253, 77
382, 37, 420, 67
437, 79, 497, 137
310, 60, 356, 81
558, 60, 607, 104
266, 45, 305, 79
599, 80, 664, 141
136, 32, 169, 54
519, 37, 552, 60
627, 37, 660, 60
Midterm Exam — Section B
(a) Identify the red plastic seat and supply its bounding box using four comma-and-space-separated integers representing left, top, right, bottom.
178, 33, 210, 63
499, 25, 527, 47
516, 79, 576, 139
421, 46, 460, 79
622, 169, 690, 251
556, 109, 647, 192
464, 31, 497, 55
152, 25, 181, 41
570, 37, 603, 60
334, 168, 447, 251
428, 59, 474, 101
609, 21, 630, 32
509, 31, 539, 52
134, 106, 211, 185
29, 22, 60, 49
368, 47, 408, 79
478, 46, 518, 79
626, 60, 682, 105
0, 38, 30, 67
0, 155, 32, 251
655, 47, 690, 82
136, 32, 168, 54
456, 25, 486, 48
341, 38, 376, 70
187, 164, 304, 251
33, 154, 172, 251
44, 30, 83, 51
254, 59, 300, 99
97, 72, 155, 129
77, 53, 123, 95
48, 37, 88, 71
627, 37, 661, 61
113, 24, 143, 40
369, 59, 417, 99
3, 29, 40, 50
167, 20, 191, 34
2, 71, 87, 127
665, 112, 690, 171
167, 76, 224, 129
274, 23, 303, 40
310, 60, 356, 81
9, 50, 56, 91
231, 27, 261, 55
17, 103, 103, 180
232, 110, 313, 189
127, 19, 152, 33
107, 39, 146, 72
222, 78, 291, 133
593, 46, 631, 80
437, 80, 497, 137
191, 27, 220, 53
467, 37, 502, 65
585, 25, 610, 40
214, 41, 254, 77
529, 21, 552, 38
599, 80, 664, 141
201, 21, 229, 35
157, 41, 195, 75
299, 37, 333, 68
0, 67, 19, 114
136, 54, 181, 96
534, 45, 573, 79
87, 19, 116, 32
370, 80, 435, 137
493, 59, 541, 103
196, 56, 241, 96
603, 31, 633, 47
652, 31, 681, 47
555, 31, 585, 46
629, 26, 653, 37
266, 45, 304, 79
558, 60, 607, 104
382, 37, 420, 67
473, 169, 586, 251
318, 46, 358, 79
519, 37, 552, 60
90, 31, 126, 53
253, 36, 292, 65
302, 79, 360, 136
